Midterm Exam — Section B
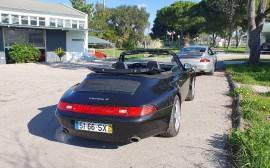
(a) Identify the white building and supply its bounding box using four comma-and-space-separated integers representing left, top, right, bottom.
0, 0, 88, 64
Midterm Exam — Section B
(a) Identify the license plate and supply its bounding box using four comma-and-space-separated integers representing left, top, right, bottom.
75, 121, 113, 134
263, 47, 268, 49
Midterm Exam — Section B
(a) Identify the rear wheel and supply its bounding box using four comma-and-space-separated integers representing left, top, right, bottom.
207, 62, 215, 75
162, 95, 181, 137
185, 77, 195, 101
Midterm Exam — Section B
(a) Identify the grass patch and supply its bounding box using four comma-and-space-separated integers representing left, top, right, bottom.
229, 87, 270, 167
215, 47, 246, 53
226, 62, 270, 86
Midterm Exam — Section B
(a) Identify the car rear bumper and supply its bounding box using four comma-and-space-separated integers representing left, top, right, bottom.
55, 107, 171, 142
191, 63, 213, 73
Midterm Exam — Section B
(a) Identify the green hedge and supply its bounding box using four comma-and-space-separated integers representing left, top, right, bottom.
9, 41, 41, 63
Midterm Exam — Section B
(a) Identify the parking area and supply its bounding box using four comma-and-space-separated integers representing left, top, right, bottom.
0, 53, 249, 167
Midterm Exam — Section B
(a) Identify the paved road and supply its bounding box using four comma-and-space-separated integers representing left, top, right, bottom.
0, 61, 231, 168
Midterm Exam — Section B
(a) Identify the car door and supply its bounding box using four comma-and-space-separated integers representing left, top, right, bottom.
172, 55, 190, 102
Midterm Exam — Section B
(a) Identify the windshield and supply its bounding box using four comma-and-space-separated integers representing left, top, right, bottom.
180, 47, 206, 53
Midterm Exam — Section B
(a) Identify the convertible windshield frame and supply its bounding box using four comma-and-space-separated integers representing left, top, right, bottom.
88, 49, 183, 75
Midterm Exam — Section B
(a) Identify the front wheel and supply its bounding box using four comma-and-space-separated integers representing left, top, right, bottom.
161, 95, 181, 137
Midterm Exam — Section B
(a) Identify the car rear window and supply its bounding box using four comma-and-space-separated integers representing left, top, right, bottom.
78, 79, 141, 93
181, 47, 206, 53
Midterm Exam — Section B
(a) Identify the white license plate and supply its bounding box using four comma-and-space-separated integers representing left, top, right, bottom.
263, 47, 268, 49
75, 121, 113, 134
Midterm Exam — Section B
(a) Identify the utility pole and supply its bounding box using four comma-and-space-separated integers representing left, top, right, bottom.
103, 0, 105, 10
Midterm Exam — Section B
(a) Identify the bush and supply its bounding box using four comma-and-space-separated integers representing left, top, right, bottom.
9, 41, 41, 63
122, 39, 137, 50
54, 47, 66, 62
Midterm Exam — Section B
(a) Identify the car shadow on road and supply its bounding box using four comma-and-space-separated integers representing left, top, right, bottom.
27, 104, 127, 149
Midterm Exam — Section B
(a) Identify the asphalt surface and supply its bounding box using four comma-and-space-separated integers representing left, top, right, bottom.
0, 58, 232, 168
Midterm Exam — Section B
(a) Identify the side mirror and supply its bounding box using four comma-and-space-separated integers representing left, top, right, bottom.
184, 63, 193, 70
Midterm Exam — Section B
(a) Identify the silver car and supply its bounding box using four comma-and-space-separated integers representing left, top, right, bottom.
172, 46, 217, 75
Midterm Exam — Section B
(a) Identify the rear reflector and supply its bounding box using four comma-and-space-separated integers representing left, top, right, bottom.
57, 101, 157, 117
200, 59, 210, 62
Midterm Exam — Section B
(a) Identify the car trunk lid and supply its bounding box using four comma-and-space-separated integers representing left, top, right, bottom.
178, 52, 204, 64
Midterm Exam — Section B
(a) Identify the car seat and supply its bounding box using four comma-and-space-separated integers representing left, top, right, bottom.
114, 61, 128, 69
146, 61, 160, 70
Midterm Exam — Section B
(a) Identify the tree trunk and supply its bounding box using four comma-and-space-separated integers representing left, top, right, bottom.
248, 27, 262, 63
211, 33, 217, 46
236, 30, 240, 48
227, 23, 235, 49
247, 0, 268, 63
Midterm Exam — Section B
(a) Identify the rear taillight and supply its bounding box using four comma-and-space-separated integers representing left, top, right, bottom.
200, 59, 210, 62
57, 101, 157, 117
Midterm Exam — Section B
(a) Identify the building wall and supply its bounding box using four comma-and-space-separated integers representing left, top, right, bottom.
66, 30, 87, 61
0, 28, 6, 64
46, 30, 66, 62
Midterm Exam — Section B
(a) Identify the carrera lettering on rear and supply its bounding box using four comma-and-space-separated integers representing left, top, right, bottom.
89, 97, 110, 101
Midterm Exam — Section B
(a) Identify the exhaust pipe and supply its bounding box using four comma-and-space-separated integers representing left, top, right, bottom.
130, 136, 141, 143
62, 128, 69, 134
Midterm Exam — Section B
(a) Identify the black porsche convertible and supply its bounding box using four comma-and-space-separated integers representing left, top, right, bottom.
55, 49, 196, 142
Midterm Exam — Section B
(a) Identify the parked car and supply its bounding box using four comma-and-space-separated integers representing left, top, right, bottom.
260, 43, 270, 54
88, 48, 107, 59
172, 46, 217, 75
55, 49, 196, 142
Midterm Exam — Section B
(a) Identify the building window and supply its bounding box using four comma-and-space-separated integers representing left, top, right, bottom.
30, 16, 37, 26
28, 29, 45, 47
11, 15, 19, 24
4, 28, 45, 48
39, 17, 45, 26
1, 14, 9, 24
72, 20, 77, 29
57, 19, 63, 28
50, 18, 56, 27
65, 20, 71, 28
21, 16, 28, 25
79, 21, 84, 29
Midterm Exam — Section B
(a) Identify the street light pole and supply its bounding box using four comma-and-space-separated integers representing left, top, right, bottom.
103, 0, 105, 10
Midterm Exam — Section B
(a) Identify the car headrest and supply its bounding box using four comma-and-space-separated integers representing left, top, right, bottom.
115, 61, 128, 69
146, 61, 160, 70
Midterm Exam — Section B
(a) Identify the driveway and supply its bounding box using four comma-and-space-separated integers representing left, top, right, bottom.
0, 59, 232, 168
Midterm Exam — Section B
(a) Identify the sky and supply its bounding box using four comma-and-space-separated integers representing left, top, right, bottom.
42, 0, 201, 34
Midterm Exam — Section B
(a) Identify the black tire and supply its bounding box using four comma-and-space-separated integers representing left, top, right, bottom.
185, 77, 195, 101
161, 95, 181, 137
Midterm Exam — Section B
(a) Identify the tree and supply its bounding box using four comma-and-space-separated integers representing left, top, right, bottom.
151, 1, 204, 47
248, 0, 270, 63
213, 0, 247, 48
194, 0, 229, 46
70, 0, 94, 17
108, 5, 150, 47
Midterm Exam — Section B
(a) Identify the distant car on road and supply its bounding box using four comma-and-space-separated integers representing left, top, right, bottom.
172, 46, 217, 75
88, 48, 107, 59
260, 43, 270, 54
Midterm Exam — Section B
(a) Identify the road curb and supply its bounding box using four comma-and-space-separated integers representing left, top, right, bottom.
226, 72, 245, 131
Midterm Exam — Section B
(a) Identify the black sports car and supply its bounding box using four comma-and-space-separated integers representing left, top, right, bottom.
55, 49, 196, 142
